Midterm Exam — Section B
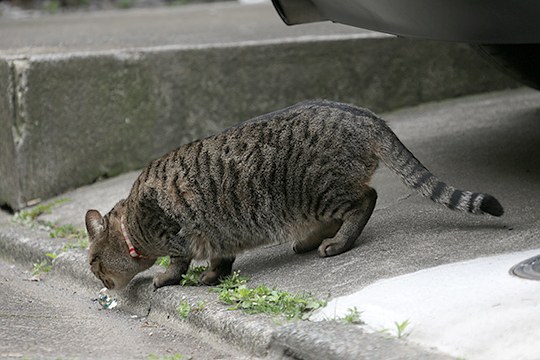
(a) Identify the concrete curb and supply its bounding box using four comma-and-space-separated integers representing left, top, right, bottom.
0, 210, 451, 359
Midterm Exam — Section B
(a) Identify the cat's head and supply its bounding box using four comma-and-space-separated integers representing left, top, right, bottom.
85, 203, 155, 290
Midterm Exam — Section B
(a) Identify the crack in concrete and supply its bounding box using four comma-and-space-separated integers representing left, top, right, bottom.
373, 192, 413, 213
9, 58, 30, 150
5, 58, 31, 209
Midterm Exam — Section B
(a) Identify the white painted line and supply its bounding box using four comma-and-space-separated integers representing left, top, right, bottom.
312, 248, 540, 360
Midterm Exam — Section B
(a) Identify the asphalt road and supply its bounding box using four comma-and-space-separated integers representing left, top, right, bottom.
0, 259, 249, 359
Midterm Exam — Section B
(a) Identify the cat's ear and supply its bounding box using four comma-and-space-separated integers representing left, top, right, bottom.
85, 209, 105, 240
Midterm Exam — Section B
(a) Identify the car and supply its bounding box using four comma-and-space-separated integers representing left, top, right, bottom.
270, 0, 540, 89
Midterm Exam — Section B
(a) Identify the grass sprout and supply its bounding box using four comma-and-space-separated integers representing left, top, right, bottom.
340, 306, 364, 325
148, 353, 188, 360
395, 319, 411, 339
13, 199, 70, 224
61, 238, 90, 252
176, 299, 206, 320
177, 300, 191, 319
180, 265, 208, 286
50, 224, 87, 241
156, 256, 170, 268
32, 259, 53, 276
45, 252, 58, 260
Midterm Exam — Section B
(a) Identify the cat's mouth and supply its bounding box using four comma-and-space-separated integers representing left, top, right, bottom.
99, 275, 115, 289
91, 268, 115, 289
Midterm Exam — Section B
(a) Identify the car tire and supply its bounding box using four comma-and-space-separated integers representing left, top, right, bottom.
474, 44, 540, 90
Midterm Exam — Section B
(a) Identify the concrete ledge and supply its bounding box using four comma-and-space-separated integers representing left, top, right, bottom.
0, 5, 519, 209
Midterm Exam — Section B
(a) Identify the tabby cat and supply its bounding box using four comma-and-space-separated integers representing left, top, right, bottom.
85, 100, 503, 290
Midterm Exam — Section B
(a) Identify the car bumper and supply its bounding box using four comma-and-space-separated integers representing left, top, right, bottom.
271, 0, 540, 43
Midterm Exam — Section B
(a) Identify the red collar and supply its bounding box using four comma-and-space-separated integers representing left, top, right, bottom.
120, 216, 145, 259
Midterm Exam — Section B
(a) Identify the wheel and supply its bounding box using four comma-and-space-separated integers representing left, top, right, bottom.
474, 44, 540, 90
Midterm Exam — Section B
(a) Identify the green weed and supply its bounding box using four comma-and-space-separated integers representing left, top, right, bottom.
45, 252, 58, 260
195, 300, 206, 311
50, 224, 87, 241
12, 199, 88, 249
215, 272, 325, 320
177, 270, 325, 320
118, 0, 132, 8
213, 270, 249, 290
177, 300, 191, 319
61, 238, 89, 252
148, 354, 191, 360
395, 319, 411, 339
31, 252, 60, 276
156, 256, 170, 268
170, 0, 188, 5
32, 259, 53, 276
45, 0, 60, 13
13, 198, 70, 225
340, 306, 364, 325
148, 353, 187, 360
13, 198, 86, 241
13, 198, 91, 277
179, 265, 208, 286
176, 300, 205, 320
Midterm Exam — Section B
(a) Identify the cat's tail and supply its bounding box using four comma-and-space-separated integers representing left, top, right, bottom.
374, 118, 503, 217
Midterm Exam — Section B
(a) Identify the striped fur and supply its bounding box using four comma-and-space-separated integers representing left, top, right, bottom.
375, 119, 503, 217
86, 100, 503, 289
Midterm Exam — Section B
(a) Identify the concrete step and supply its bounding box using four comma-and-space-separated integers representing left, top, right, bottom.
0, 2, 519, 210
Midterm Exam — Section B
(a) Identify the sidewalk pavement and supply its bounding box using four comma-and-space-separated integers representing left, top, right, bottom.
1, 88, 539, 359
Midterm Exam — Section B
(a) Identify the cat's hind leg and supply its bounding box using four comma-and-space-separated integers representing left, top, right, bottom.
318, 187, 377, 257
153, 256, 191, 290
199, 256, 236, 286
292, 219, 342, 254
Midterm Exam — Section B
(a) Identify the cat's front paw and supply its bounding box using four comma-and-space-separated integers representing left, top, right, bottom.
318, 238, 345, 257
152, 272, 182, 290
199, 270, 221, 286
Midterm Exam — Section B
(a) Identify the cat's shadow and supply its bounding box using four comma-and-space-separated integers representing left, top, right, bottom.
235, 232, 377, 280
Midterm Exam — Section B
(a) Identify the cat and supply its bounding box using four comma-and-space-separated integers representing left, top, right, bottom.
85, 100, 503, 290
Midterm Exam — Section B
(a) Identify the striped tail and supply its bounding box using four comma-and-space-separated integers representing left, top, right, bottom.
375, 121, 504, 217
